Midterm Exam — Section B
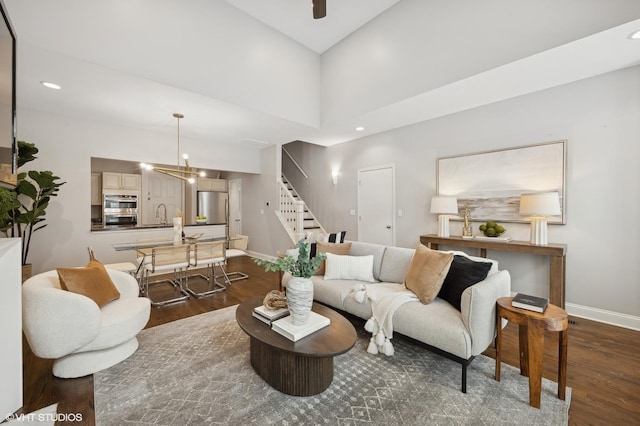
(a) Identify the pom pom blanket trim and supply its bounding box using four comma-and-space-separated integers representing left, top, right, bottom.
351, 283, 418, 356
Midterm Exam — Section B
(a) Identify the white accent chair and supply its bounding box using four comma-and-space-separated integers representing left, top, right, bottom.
224, 234, 249, 281
22, 269, 151, 378
186, 241, 230, 297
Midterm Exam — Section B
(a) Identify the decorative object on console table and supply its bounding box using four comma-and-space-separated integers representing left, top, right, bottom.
519, 192, 561, 245
511, 292, 549, 313
430, 196, 458, 238
419, 234, 567, 308
271, 311, 330, 342
254, 239, 326, 325
478, 221, 506, 238
462, 202, 473, 238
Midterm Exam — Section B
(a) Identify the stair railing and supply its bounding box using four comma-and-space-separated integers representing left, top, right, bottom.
282, 147, 309, 179
277, 179, 305, 242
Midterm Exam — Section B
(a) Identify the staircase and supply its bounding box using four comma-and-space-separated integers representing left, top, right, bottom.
276, 174, 325, 244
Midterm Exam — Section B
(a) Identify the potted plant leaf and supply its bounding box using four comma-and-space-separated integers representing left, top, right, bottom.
5, 141, 66, 280
255, 239, 326, 325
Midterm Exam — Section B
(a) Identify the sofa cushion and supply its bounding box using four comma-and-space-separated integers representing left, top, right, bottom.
57, 260, 121, 308
310, 276, 359, 311
438, 255, 492, 311
324, 253, 375, 282
404, 245, 454, 304
379, 246, 415, 284
447, 250, 499, 276
393, 299, 473, 359
348, 241, 386, 281
315, 241, 352, 275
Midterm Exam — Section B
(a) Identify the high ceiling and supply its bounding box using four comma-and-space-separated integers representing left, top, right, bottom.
4, 0, 640, 148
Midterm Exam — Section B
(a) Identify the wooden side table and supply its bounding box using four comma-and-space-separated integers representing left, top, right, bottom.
495, 296, 568, 408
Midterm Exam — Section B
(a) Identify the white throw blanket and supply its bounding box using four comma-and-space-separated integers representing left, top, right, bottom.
351, 283, 419, 356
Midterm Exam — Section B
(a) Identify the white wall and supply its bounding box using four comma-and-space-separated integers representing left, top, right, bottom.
321, 0, 640, 125
14, 108, 261, 273
7, 0, 321, 127
277, 66, 640, 324
227, 145, 291, 257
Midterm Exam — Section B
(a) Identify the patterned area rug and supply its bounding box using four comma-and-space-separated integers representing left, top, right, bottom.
95, 306, 571, 425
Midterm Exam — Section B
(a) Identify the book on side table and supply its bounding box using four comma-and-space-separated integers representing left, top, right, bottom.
512, 293, 549, 313
271, 311, 330, 342
252, 305, 289, 325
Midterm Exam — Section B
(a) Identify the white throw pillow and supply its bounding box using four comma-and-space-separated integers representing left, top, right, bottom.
324, 253, 375, 282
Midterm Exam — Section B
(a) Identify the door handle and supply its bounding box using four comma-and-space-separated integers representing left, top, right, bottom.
386, 225, 392, 229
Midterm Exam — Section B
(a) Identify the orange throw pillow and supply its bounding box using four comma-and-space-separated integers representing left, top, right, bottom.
57, 259, 121, 307
405, 244, 454, 304
314, 241, 352, 275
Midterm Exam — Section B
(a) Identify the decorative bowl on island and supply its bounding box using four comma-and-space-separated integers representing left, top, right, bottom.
195, 216, 207, 224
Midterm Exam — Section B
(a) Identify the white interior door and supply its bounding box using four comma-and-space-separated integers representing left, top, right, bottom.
358, 165, 395, 246
228, 179, 242, 236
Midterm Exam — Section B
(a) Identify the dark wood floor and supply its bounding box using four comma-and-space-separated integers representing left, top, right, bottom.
21, 256, 640, 425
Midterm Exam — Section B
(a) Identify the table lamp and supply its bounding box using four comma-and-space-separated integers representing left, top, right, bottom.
430, 196, 458, 237
519, 192, 561, 245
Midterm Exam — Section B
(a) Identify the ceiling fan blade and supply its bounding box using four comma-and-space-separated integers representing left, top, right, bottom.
313, 0, 326, 19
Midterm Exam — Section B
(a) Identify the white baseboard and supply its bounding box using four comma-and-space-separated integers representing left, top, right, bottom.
246, 251, 276, 262
565, 302, 640, 331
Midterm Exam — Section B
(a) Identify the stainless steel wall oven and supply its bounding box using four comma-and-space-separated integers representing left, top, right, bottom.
103, 194, 138, 228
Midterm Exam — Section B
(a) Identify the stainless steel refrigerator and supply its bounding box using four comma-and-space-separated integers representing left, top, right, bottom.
197, 191, 229, 235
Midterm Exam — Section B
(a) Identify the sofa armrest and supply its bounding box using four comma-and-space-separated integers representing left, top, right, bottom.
22, 286, 101, 359
460, 270, 511, 356
107, 269, 140, 299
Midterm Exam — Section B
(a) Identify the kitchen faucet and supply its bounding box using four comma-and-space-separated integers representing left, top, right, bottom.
156, 203, 167, 225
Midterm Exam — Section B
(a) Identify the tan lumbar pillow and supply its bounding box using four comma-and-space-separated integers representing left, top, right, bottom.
57, 259, 121, 308
404, 244, 454, 304
314, 241, 352, 275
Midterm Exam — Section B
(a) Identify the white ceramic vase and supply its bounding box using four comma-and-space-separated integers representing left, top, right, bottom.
286, 277, 313, 326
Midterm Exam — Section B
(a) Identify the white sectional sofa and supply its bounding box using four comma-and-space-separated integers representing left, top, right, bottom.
288, 241, 511, 393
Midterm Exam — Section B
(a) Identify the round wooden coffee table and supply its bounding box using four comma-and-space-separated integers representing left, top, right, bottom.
236, 296, 357, 396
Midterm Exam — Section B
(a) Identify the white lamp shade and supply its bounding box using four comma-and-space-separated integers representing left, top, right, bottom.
430, 196, 459, 214
519, 192, 561, 216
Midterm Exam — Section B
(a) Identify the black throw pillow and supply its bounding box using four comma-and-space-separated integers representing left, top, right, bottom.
438, 255, 492, 311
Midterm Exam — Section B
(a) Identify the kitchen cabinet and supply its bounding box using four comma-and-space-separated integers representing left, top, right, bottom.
103, 172, 141, 191
197, 177, 227, 192
91, 172, 102, 205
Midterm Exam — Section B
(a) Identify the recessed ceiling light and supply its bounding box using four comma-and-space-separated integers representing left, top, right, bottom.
628, 29, 640, 40
41, 81, 61, 90
355, 126, 365, 132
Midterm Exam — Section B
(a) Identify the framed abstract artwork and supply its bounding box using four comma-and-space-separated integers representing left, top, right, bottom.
437, 140, 566, 224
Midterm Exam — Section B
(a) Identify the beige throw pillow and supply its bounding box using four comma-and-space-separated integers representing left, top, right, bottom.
404, 244, 454, 304
57, 259, 121, 308
314, 241, 352, 275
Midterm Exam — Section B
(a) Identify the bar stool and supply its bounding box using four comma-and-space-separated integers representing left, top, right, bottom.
495, 296, 568, 408
185, 241, 230, 297
141, 244, 191, 306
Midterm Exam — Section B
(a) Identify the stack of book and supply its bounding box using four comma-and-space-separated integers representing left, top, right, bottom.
252, 305, 289, 325
512, 293, 549, 313
271, 311, 330, 342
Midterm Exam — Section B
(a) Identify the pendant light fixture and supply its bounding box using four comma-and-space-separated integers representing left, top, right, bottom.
140, 113, 205, 184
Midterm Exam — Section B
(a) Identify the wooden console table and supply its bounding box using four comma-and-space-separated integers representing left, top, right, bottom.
420, 234, 567, 308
